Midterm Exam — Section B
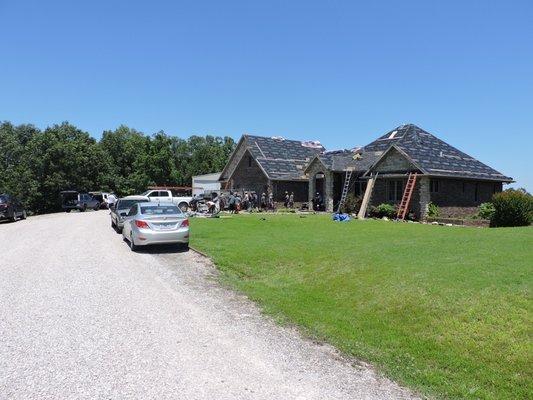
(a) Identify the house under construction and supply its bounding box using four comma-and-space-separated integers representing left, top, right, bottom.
219, 124, 513, 219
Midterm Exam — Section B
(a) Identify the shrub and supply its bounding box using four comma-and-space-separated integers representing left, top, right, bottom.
340, 194, 362, 214
370, 203, 396, 218
427, 202, 439, 218
478, 202, 496, 220
490, 189, 533, 227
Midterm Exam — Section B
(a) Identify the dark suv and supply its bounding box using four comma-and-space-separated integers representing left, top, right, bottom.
0, 194, 27, 222
60, 191, 100, 212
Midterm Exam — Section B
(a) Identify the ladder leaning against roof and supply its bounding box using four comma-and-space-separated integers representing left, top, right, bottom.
396, 172, 418, 220
357, 172, 378, 219
336, 169, 354, 213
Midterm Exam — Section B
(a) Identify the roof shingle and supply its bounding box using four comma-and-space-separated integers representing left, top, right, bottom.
245, 135, 324, 180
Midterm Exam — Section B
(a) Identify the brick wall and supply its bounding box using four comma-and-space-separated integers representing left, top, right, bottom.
373, 148, 415, 172
230, 150, 269, 194
429, 179, 501, 207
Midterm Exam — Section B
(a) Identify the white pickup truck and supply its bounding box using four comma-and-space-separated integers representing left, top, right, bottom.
141, 189, 193, 212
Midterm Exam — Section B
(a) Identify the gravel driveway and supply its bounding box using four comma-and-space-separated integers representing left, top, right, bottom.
0, 211, 419, 400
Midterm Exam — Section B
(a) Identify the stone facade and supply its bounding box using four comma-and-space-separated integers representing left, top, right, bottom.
229, 150, 269, 194
307, 158, 334, 212
365, 148, 503, 219
373, 147, 417, 173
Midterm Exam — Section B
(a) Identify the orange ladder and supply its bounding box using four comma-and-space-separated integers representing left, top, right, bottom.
396, 173, 418, 220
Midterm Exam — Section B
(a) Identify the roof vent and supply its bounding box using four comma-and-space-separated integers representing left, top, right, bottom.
302, 140, 322, 148
271, 136, 285, 141
388, 130, 398, 139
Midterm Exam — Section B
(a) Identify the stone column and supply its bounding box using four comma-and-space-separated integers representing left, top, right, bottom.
418, 176, 430, 220
308, 176, 315, 206
325, 171, 334, 212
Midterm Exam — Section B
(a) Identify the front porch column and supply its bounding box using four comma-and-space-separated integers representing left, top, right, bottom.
325, 171, 334, 212
418, 176, 430, 220
308, 176, 315, 206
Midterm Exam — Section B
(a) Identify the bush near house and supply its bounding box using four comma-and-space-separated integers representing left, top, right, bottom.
340, 193, 362, 214
478, 202, 496, 220
369, 203, 396, 218
490, 189, 533, 227
427, 201, 440, 218
191, 215, 532, 400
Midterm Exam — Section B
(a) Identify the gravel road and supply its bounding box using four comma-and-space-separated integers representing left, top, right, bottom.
0, 211, 419, 400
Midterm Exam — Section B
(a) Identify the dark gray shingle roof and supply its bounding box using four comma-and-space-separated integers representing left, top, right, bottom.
246, 135, 324, 180
363, 124, 513, 182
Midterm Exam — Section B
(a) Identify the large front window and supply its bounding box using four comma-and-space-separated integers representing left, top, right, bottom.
387, 180, 403, 201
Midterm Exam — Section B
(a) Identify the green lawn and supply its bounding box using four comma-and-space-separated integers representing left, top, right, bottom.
190, 214, 532, 400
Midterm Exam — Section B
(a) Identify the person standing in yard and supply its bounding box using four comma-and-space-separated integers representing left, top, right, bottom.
243, 192, 249, 211
284, 191, 289, 208
268, 192, 274, 211
228, 192, 236, 213
289, 192, 294, 209
234, 193, 242, 214
261, 192, 267, 211
254, 192, 259, 211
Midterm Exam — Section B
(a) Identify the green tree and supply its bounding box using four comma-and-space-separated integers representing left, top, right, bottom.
25, 122, 104, 213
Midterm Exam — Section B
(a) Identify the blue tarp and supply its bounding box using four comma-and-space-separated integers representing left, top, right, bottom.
332, 213, 351, 222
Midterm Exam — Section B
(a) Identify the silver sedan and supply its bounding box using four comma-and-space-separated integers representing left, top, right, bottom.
110, 195, 150, 233
122, 202, 190, 251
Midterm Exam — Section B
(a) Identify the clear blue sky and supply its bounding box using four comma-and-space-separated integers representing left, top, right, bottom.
1, 1, 532, 189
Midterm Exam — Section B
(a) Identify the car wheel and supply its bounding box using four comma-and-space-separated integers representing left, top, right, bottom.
129, 235, 138, 252
178, 202, 189, 212
66, 209, 71, 213
93, 204, 100, 211
21, 210, 27, 220
178, 242, 189, 251
80, 204, 87, 212
10, 210, 17, 222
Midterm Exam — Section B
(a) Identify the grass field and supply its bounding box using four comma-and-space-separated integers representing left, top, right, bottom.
190, 214, 532, 400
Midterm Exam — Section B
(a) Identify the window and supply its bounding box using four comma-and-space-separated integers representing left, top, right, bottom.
148, 191, 158, 198
127, 205, 137, 216
387, 180, 403, 201
354, 181, 367, 197
158, 191, 169, 197
430, 179, 439, 193
140, 205, 181, 215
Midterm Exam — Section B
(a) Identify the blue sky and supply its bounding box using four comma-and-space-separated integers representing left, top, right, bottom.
1, 1, 532, 189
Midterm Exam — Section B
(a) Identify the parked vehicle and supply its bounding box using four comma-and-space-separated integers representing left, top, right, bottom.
141, 189, 193, 212
122, 202, 189, 251
89, 191, 111, 209
0, 193, 27, 222
110, 195, 150, 233
60, 191, 100, 212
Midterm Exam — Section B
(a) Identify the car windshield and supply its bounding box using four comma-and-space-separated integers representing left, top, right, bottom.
140, 205, 182, 215
117, 199, 149, 209
140, 191, 150, 196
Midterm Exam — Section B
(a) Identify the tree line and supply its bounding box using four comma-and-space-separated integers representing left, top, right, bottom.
0, 121, 235, 214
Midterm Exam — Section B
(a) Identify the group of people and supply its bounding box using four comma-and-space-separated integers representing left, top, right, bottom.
219, 190, 297, 213
224, 191, 269, 213
283, 191, 295, 209
197, 189, 302, 214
